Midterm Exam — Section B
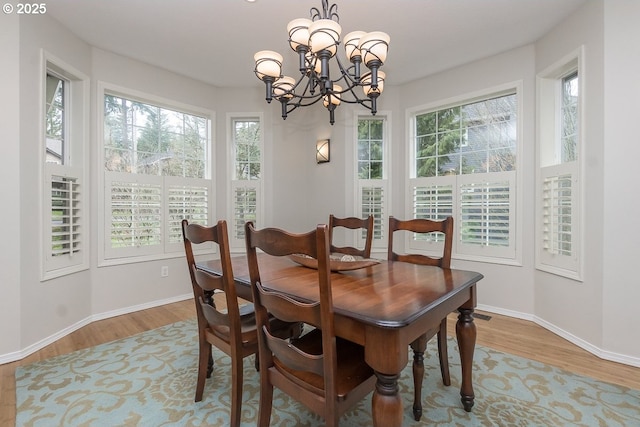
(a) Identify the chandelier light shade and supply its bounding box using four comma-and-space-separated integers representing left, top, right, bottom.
253, 0, 390, 125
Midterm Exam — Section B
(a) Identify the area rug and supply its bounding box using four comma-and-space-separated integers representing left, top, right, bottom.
15, 319, 640, 426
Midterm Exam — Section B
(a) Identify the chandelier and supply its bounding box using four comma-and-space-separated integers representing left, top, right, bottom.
253, 0, 390, 125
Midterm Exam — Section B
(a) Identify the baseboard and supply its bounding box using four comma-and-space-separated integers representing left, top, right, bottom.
0, 293, 192, 365
534, 315, 640, 368
90, 293, 192, 322
477, 303, 640, 369
476, 303, 535, 322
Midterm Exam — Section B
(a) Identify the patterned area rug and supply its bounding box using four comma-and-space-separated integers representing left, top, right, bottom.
15, 319, 640, 426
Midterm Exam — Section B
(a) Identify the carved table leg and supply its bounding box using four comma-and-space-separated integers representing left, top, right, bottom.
410, 334, 427, 421
456, 307, 476, 411
371, 371, 402, 427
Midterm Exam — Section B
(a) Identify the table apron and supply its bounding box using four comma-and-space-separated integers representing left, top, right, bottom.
347, 286, 475, 374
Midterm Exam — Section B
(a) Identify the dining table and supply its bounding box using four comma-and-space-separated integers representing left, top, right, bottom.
197, 253, 483, 427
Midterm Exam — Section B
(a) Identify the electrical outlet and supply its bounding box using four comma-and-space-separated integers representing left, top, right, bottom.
161, 266, 169, 277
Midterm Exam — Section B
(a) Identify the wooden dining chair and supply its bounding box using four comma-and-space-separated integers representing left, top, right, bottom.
387, 215, 454, 421
328, 214, 374, 258
245, 221, 377, 427
181, 219, 299, 427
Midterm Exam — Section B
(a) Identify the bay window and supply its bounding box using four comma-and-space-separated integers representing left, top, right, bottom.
408, 88, 520, 262
100, 85, 213, 262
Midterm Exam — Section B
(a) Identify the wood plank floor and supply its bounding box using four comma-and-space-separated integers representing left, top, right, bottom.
2, 300, 639, 426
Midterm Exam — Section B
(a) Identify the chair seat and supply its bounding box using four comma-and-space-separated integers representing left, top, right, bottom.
207, 306, 293, 346
273, 329, 374, 399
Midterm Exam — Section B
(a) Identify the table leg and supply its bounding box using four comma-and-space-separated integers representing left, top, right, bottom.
371, 371, 403, 427
456, 307, 476, 411
410, 334, 427, 421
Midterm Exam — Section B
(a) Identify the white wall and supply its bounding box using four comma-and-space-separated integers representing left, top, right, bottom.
0, 13, 22, 357
17, 14, 93, 351
602, 0, 640, 360
534, 0, 606, 351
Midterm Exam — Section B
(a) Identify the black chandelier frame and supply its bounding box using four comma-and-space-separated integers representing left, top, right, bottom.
254, 0, 389, 125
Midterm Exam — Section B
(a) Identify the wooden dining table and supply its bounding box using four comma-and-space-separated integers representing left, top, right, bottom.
197, 254, 483, 427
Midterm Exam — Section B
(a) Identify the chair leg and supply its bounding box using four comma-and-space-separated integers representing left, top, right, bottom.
257, 381, 274, 427
195, 340, 211, 402
437, 318, 451, 386
230, 354, 244, 427
410, 334, 428, 421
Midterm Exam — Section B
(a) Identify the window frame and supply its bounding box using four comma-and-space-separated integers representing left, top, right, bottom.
97, 81, 215, 266
535, 47, 584, 281
41, 52, 90, 281
354, 111, 391, 253
406, 82, 523, 265
227, 113, 264, 251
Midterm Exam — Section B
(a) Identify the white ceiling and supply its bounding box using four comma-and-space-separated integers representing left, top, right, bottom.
46, 0, 587, 88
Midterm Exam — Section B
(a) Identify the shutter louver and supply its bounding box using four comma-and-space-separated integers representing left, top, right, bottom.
460, 181, 510, 247
51, 175, 81, 258
413, 184, 453, 242
233, 187, 257, 240
542, 174, 572, 256
110, 180, 162, 248
361, 186, 384, 240
167, 183, 209, 243
44, 164, 86, 276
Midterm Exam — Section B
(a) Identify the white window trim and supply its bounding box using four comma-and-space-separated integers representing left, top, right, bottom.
227, 113, 264, 251
40, 51, 90, 281
405, 82, 524, 266
535, 47, 584, 281
96, 81, 215, 266
353, 111, 391, 253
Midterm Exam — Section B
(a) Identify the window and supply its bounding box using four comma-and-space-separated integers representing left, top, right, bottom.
100, 86, 213, 261
229, 115, 263, 250
536, 51, 582, 280
408, 89, 519, 262
356, 115, 389, 251
42, 56, 89, 280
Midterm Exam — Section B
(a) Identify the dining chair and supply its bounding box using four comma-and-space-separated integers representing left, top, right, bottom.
245, 221, 377, 427
328, 214, 374, 258
181, 219, 300, 427
387, 215, 454, 421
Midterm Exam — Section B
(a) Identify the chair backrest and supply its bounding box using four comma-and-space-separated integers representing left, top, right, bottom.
245, 222, 339, 405
387, 216, 454, 268
328, 214, 374, 258
182, 219, 243, 341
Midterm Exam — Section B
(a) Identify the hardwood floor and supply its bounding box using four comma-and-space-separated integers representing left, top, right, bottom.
2, 300, 639, 426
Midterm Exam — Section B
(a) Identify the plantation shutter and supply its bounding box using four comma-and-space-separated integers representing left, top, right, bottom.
231, 183, 258, 244
538, 163, 579, 274
411, 181, 453, 244
457, 171, 515, 259
45, 165, 84, 272
105, 172, 163, 258
165, 177, 212, 252
542, 174, 572, 255
360, 183, 386, 243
